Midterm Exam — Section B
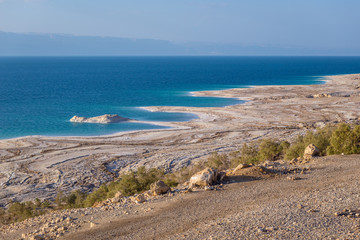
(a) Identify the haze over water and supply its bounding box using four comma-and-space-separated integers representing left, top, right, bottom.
1, 56, 360, 139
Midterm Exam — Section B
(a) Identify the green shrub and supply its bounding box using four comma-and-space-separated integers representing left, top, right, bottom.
239, 143, 259, 164
284, 135, 306, 160
228, 150, 242, 168
257, 139, 283, 161
1, 199, 50, 225
82, 167, 166, 207
206, 152, 230, 170
162, 173, 179, 187
83, 184, 110, 207
285, 125, 334, 160
303, 125, 334, 155
136, 167, 165, 191
327, 123, 360, 155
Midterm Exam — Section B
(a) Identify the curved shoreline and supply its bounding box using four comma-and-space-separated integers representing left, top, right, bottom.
0, 74, 325, 141
0, 73, 359, 205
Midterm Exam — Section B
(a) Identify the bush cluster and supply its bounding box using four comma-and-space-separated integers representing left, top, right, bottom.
206, 138, 289, 169
0, 198, 51, 225
285, 123, 360, 159
206, 123, 360, 169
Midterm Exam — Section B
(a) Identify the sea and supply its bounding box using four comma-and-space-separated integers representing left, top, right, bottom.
1, 56, 360, 140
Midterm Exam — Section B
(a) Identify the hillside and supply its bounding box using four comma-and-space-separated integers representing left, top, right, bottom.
1, 155, 359, 239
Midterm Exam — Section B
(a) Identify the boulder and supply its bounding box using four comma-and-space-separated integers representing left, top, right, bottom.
110, 192, 123, 203
150, 180, 170, 195
189, 168, 217, 187
132, 194, 146, 203
70, 114, 130, 124
303, 144, 320, 160
217, 171, 227, 182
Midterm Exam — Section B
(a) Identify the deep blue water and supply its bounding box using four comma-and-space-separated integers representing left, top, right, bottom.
1, 56, 360, 139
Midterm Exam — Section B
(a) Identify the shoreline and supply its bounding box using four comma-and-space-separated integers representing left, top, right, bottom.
0, 73, 359, 205
0, 74, 326, 141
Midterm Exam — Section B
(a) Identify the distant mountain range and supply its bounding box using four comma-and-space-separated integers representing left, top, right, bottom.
0, 31, 359, 56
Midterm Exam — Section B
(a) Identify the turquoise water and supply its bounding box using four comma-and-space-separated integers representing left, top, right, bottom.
1, 56, 360, 139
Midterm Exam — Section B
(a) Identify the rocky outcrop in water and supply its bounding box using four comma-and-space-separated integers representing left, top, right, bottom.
70, 114, 130, 124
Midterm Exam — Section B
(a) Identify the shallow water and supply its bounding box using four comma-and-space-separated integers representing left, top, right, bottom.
1, 56, 360, 139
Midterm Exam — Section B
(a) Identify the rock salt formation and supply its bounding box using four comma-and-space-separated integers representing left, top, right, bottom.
70, 114, 130, 124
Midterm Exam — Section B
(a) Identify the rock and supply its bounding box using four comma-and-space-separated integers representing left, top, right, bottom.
189, 168, 217, 187
232, 164, 250, 174
184, 188, 193, 193
70, 114, 130, 124
110, 192, 123, 203
133, 194, 146, 203
217, 171, 227, 182
150, 180, 170, 195
90, 222, 97, 228
257, 227, 267, 233
265, 227, 278, 231
287, 176, 301, 181
30, 235, 45, 240
69, 116, 87, 122
308, 209, 319, 213
303, 144, 320, 160
313, 93, 332, 98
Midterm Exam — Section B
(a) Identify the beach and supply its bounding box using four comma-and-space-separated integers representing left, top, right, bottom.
0, 73, 360, 205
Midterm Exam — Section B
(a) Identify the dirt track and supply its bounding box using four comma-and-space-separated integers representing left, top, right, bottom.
64, 155, 360, 240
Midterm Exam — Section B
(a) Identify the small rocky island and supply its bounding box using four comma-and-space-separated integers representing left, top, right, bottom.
70, 114, 130, 124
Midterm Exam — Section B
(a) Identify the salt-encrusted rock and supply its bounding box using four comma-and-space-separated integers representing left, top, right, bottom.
69, 116, 87, 122
189, 168, 217, 187
70, 114, 130, 124
303, 144, 320, 160
150, 180, 170, 195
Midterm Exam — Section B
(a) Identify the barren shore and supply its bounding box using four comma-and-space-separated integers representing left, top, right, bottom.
1, 73, 360, 206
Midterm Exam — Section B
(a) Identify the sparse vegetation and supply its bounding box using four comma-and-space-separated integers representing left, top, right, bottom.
0, 199, 51, 225
2, 122, 360, 225
327, 123, 360, 155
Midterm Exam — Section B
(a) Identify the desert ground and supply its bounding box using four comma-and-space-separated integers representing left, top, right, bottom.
0, 73, 360, 239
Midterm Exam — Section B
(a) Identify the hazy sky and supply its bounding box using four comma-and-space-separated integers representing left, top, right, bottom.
1, 0, 360, 48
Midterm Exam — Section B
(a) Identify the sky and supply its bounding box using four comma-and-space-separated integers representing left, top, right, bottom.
1, 0, 360, 49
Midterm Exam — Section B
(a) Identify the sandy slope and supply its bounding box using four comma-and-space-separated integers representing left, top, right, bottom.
60, 155, 360, 239
1, 155, 359, 239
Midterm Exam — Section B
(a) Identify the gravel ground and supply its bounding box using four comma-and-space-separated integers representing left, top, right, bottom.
63, 155, 360, 240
